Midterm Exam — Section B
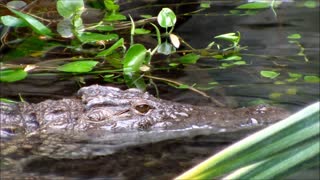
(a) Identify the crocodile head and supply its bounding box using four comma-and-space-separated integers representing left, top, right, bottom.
76, 85, 194, 132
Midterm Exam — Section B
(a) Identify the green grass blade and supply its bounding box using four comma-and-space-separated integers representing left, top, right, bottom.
175, 102, 319, 180
224, 136, 319, 179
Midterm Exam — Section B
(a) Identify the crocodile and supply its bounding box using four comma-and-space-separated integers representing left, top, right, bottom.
0, 85, 292, 179
1, 84, 290, 137
0, 85, 291, 159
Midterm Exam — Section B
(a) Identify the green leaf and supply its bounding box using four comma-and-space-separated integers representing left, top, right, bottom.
229, 10, 241, 15
140, 14, 152, 19
77, 32, 118, 43
1, 15, 28, 27
7, 1, 27, 9
287, 33, 301, 39
179, 53, 200, 64
285, 78, 299, 83
215, 32, 240, 43
0, 98, 17, 103
304, 75, 320, 83
260, 70, 280, 79
8, 8, 52, 36
57, 18, 73, 38
169, 63, 179, 67
157, 42, 176, 55
134, 28, 151, 34
236, 2, 270, 9
96, 38, 124, 57
96, 25, 114, 31
104, 12, 127, 21
157, 8, 176, 28
124, 72, 146, 90
104, 0, 119, 12
288, 72, 302, 78
286, 88, 297, 95
232, 61, 246, 65
223, 55, 242, 61
304, 1, 317, 8
123, 44, 147, 73
0, 69, 27, 82
56, 0, 84, 18
269, 92, 283, 99
57, 60, 99, 73
200, 3, 210, 8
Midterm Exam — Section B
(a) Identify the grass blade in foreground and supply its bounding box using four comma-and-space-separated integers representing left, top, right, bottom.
175, 102, 320, 180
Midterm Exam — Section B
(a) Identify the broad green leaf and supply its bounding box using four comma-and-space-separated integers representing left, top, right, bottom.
57, 18, 73, 38
1, 15, 28, 27
215, 33, 239, 43
179, 53, 200, 64
304, 75, 320, 83
123, 44, 147, 73
208, 81, 219, 85
104, 0, 119, 11
260, 70, 280, 79
200, 3, 210, 8
229, 10, 241, 15
9, 8, 52, 36
157, 42, 176, 55
232, 61, 246, 65
140, 15, 152, 19
269, 92, 282, 99
287, 33, 301, 39
288, 72, 302, 78
223, 55, 242, 61
57, 60, 99, 73
286, 88, 297, 95
304, 1, 317, 8
104, 12, 127, 21
286, 78, 299, 82
96, 25, 114, 31
177, 84, 190, 89
221, 63, 232, 68
7, 1, 26, 9
56, 0, 84, 18
157, 8, 176, 28
0, 69, 27, 82
78, 32, 118, 43
124, 72, 146, 90
236, 2, 270, 9
169, 63, 179, 67
245, 10, 259, 15
73, 14, 84, 34
134, 28, 151, 34
96, 38, 124, 57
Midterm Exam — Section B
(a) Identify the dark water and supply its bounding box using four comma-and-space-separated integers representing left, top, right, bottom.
0, 0, 319, 179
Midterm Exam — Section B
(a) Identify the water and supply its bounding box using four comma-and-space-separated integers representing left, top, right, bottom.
0, 0, 319, 179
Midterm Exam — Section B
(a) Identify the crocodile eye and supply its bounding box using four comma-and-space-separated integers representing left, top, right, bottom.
133, 103, 153, 115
